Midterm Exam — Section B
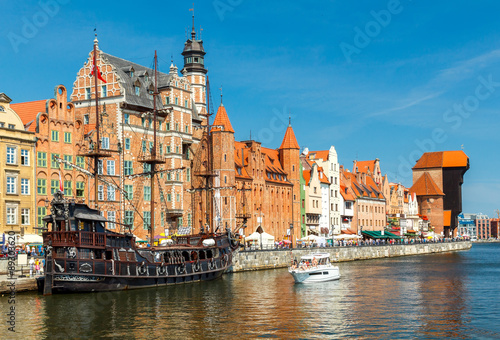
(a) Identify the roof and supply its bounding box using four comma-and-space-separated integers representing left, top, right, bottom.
234, 141, 251, 179
279, 125, 299, 149
212, 104, 234, 133
413, 151, 469, 169
410, 173, 445, 196
100, 52, 173, 110
309, 150, 329, 161
262, 147, 290, 184
443, 210, 452, 227
355, 160, 376, 173
11, 99, 47, 132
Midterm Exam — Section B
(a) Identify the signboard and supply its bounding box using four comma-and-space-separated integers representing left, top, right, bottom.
18, 253, 28, 266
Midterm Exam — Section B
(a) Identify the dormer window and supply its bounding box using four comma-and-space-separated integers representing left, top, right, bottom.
130, 69, 134, 78
135, 86, 140, 95
145, 74, 149, 82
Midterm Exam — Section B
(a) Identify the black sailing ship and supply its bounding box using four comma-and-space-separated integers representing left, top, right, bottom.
37, 40, 239, 294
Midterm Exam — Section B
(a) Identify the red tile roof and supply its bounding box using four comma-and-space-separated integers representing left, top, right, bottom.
413, 151, 468, 169
279, 125, 299, 149
355, 160, 376, 174
309, 150, 329, 160
11, 100, 47, 132
410, 173, 444, 196
262, 147, 290, 184
212, 104, 234, 133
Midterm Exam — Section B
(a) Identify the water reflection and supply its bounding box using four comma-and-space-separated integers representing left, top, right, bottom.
2, 244, 500, 339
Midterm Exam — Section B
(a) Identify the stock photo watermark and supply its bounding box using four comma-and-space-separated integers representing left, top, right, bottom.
256, 107, 296, 145
388, 74, 500, 181
339, 0, 410, 63
7, 0, 70, 53
213, 0, 243, 21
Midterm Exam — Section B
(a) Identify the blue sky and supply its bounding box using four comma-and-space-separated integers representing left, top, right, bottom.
1, 0, 499, 216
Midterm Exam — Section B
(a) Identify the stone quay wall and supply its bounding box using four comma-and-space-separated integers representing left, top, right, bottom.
230, 241, 472, 273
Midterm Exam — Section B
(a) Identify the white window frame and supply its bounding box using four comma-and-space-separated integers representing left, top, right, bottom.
98, 185, 104, 201
21, 208, 30, 225
6, 146, 16, 165
6, 206, 17, 225
101, 137, 110, 150
21, 149, 29, 166
107, 211, 116, 229
107, 185, 115, 201
6, 176, 16, 194
107, 160, 115, 176
21, 178, 29, 195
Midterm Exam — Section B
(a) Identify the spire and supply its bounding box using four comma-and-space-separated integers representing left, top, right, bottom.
93, 28, 98, 49
219, 85, 223, 105
279, 124, 299, 149
189, 5, 196, 40
212, 104, 234, 133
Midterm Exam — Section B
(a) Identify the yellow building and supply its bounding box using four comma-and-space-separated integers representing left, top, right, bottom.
0, 93, 36, 237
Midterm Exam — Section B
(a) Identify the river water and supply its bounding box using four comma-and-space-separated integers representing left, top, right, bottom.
2, 243, 500, 339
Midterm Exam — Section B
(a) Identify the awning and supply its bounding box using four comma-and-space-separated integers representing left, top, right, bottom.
443, 210, 452, 227
407, 229, 417, 233
362, 230, 402, 240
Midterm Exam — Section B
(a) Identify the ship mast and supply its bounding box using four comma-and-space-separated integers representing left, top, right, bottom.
137, 51, 165, 245
151, 50, 159, 245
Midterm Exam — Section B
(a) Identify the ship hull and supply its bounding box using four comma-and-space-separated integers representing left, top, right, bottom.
37, 266, 227, 293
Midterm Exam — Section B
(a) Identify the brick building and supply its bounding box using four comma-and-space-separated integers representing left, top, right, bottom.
68, 34, 204, 240
410, 151, 469, 237
209, 103, 301, 243
12, 85, 86, 233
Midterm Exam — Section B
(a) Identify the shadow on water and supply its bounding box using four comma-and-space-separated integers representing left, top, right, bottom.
2, 243, 500, 339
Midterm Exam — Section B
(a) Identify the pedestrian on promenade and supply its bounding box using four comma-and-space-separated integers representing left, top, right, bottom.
35, 259, 40, 275
29, 257, 35, 277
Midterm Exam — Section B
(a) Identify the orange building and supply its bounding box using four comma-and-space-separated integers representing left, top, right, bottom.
410, 151, 469, 237
12, 85, 86, 232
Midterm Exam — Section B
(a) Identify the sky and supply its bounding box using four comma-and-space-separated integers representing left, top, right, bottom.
1, 0, 499, 216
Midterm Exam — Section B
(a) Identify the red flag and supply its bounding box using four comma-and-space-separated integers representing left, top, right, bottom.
91, 52, 107, 83
59, 168, 64, 193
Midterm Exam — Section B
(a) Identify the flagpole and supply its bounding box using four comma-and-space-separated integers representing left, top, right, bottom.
93, 38, 100, 210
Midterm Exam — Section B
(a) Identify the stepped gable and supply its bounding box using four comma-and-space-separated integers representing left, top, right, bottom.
410, 172, 445, 196
413, 151, 468, 169
11, 99, 47, 132
211, 104, 234, 133
100, 52, 172, 110
279, 125, 299, 149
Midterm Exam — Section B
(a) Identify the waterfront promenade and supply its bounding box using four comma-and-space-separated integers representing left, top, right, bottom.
232, 240, 472, 272
0, 240, 471, 293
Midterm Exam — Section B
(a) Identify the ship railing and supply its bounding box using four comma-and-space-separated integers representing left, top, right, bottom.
47, 231, 107, 248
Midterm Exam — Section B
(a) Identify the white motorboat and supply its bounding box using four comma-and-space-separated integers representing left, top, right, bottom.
288, 253, 340, 283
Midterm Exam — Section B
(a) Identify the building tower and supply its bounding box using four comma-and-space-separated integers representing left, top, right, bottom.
211, 102, 236, 230
278, 120, 301, 245
181, 12, 208, 117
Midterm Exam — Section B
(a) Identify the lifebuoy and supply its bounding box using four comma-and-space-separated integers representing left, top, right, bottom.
157, 262, 167, 276
137, 261, 147, 275
176, 263, 186, 275
192, 260, 200, 272
221, 254, 229, 266
207, 258, 215, 270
